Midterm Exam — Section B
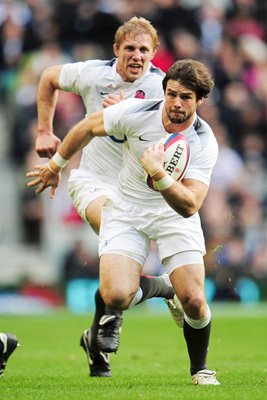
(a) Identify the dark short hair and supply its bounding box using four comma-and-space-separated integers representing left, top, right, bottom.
162, 59, 214, 100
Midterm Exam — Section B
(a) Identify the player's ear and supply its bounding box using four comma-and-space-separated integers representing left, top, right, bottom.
150, 50, 157, 60
197, 98, 204, 107
113, 43, 119, 57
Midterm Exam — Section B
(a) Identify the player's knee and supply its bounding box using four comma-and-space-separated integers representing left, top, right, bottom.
101, 287, 130, 310
181, 294, 206, 320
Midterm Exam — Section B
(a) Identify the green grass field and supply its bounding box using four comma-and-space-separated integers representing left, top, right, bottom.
0, 302, 266, 400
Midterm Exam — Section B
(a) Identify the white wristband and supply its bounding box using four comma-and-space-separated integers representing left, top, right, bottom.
52, 152, 69, 168
154, 175, 174, 191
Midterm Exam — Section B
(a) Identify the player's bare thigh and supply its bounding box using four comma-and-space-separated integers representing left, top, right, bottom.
170, 263, 207, 319
99, 253, 142, 310
85, 195, 108, 234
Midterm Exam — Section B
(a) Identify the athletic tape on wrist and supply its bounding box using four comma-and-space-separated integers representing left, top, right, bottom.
52, 152, 69, 168
154, 174, 174, 191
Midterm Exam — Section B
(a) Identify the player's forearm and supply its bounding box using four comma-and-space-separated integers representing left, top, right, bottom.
60, 118, 94, 157
37, 66, 61, 135
152, 171, 206, 218
48, 110, 105, 173
48, 114, 102, 174
37, 91, 58, 135
157, 180, 197, 217
161, 184, 199, 217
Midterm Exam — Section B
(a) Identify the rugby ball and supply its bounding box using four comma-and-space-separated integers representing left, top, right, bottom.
147, 133, 190, 191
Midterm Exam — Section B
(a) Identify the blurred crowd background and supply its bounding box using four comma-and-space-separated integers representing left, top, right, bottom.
0, 0, 267, 312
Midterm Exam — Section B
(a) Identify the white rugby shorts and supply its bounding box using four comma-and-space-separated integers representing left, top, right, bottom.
99, 194, 206, 274
67, 168, 116, 222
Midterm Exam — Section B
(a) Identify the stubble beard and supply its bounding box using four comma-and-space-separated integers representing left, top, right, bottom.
167, 111, 190, 125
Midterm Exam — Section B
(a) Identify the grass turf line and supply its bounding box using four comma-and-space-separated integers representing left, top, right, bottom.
0, 303, 266, 400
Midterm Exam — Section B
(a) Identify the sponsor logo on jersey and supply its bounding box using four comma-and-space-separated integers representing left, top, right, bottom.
100, 90, 109, 95
135, 90, 145, 99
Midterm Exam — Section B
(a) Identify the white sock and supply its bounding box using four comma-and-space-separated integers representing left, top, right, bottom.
128, 287, 143, 308
161, 273, 172, 287
184, 305, 211, 329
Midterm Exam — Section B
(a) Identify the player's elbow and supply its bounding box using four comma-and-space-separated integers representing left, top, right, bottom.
173, 199, 199, 218
179, 195, 203, 218
179, 206, 196, 218
168, 202, 197, 218
169, 204, 195, 218
41, 65, 62, 89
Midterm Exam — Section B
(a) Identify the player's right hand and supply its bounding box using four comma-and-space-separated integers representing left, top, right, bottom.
141, 140, 165, 177
26, 164, 61, 198
35, 133, 61, 158
102, 90, 125, 108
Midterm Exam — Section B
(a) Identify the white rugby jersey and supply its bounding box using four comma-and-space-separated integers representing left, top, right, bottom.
59, 59, 165, 178
104, 98, 219, 203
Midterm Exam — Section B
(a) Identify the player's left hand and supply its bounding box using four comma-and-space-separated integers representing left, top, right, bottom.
141, 140, 165, 177
35, 132, 61, 158
102, 90, 125, 108
26, 164, 61, 198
